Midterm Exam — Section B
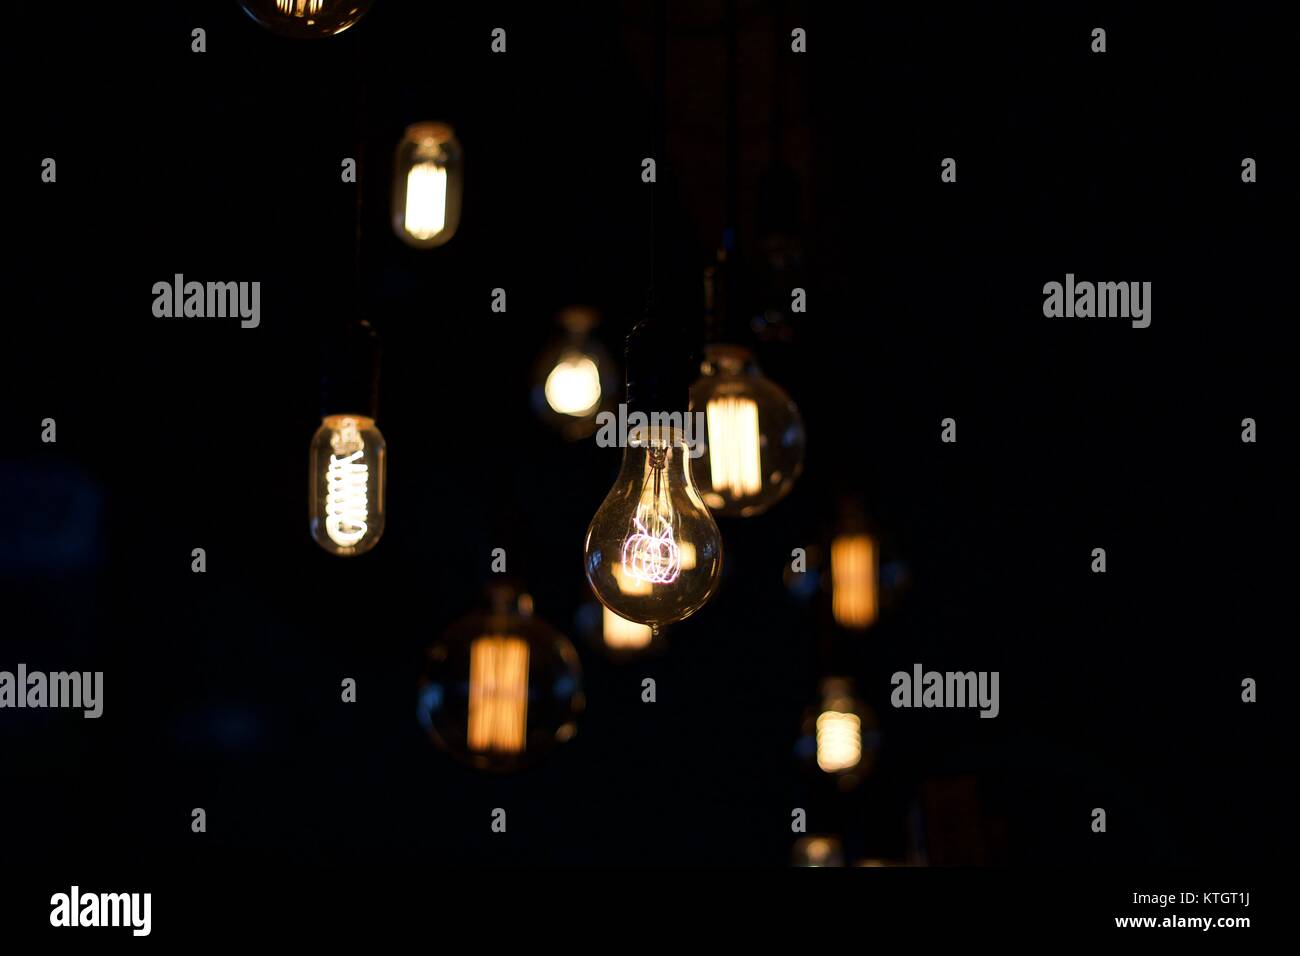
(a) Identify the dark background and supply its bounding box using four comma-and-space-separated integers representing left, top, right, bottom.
3, 0, 1296, 873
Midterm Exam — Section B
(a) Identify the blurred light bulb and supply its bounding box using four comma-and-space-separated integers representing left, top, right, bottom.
602, 608, 653, 651
832, 532, 878, 629
392, 123, 463, 248
237, 0, 373, 38
798, 678, 878, 787
532, 307, 617, 440
545, 353, 602, 416
309, 414, 385, 556
792, 836, 844, 867
691, 344, 805, 517
816, 710, 861, 772
418, 587, 584, 772
467, 635, 529, 754
585, 424, 722, 631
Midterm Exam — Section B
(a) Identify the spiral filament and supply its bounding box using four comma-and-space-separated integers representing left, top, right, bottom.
815, 710, 862, 772
276, 0, 324, 16
325, 419, 369, 548
621, 444, 682, 585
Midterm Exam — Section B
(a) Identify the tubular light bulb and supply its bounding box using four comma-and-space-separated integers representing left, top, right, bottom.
584, 424, 722, 631
393, 123, 463, 249
691, 344, 805, 517
237, 0, 374, 38
418, 588, 584, 772
799, 678, 878, 786
831, 533, 878, 629
309, 414, 385, 556
532, 307, 617, 440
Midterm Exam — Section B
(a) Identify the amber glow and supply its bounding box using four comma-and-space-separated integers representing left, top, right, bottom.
706, 396, 762, 498
467, 636, 529, 754
602, 608, 653, 650
405, 162, 448, 240
276, 0, 324, 15
832, 533, 878, 629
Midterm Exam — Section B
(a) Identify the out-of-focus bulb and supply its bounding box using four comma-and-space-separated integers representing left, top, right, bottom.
532, 307, 617, 440
831, 532, 878, 629
798, 677, 878, 788
237, 0, 373, 38
792, 836, 844, 867
691, 344, 805, 517
392, 123, 463, 248
418, 587, 584, 772
545, 353, 602, 416
584, 424, 722, 631
602, 608, 653, 651
466, 635, 529, 754
309, 414, 385, 556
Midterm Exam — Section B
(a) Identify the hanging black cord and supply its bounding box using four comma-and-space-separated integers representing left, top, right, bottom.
352, 28, 367, 316
647, 0, 667, 317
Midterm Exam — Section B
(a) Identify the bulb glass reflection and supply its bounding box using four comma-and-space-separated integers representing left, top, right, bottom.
392, 123, 463, 248
691, 344, 805, 517
585, 424, 722, 630
237, 0, 374, 38
309, 414, 385, 556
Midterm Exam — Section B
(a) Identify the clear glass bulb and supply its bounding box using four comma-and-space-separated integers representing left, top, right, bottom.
237, 0, 374, 39
584, 424, 723, 630
417, 589, 584, 772
690, 344, 806, 517
392, 123, 463, 249
309, 414, 385, 556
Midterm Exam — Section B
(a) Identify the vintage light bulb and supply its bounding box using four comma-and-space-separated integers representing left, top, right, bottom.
418, 587, 584, 772
236, 0, 374, 38
583, 318, 723, 631
392, 123, 463, 249
691, 344, 805, 517
797, 678, 879, 789
585, 422, 723, 631
309, 414, 385, 556
831, 532, 878, 629
532, 307, 617, 440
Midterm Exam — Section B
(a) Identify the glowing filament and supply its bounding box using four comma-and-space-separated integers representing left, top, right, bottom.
325, 419, 369, 548
603, 608, 653, 650
467, 636, 529, 755
276, 0, 324, 16
622, 513, 681, 584
405, 162, 448, 240
832, 533, 878, 629
707, 396, 762, 498
544, 354, 602, 416
816, 710, 862, 772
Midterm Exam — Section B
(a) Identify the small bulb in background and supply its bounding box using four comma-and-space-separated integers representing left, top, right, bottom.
791, 836, 844, 867
418, 586, 584, 772
309, 414, 386, 556
392, 123, 463, 248
831, 532, 878, 629
531, 307, 618, 440
797, 677, 879, 790
691, 344, 805, 517
237, 0, 374, 38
